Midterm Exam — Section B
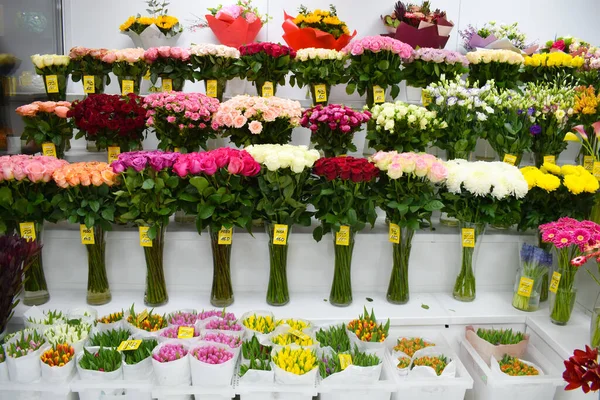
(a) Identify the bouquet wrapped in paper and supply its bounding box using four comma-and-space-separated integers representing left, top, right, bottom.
119, 1, 182, 49
202, 1, 268, 49
460, 21, 537, 55
385, 1, 454, 49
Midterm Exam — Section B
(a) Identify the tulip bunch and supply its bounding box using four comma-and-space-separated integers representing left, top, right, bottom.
5, 330, 46, 358
397, 357, 411, 369
45, 323, 92, 346
272, 333, 314, 347
26, 309, 66, 326
413, 355, 449, 376
191, 345, 234, 364
203, 332, 242, 348
40, 343, 74, 367
394, 337, 435, 357
476, 328, 525, 345
69, 47, 112, 93
499, 355, 539, 376
347, 308, 390, 343
124, 339, 158, 365
127, 306, 167, 332
240, 336, 272, 376
160, 325, 201, 339
144, 46, 193, 91
168, 311, 198, 326
88, 328, 132, 347
97, 311, 124, 324
319, 347, 380, 378
152, 343, 188, 363
276, 319, 311, 331
314, 324, 350, 353
198, 309, 236, 321
273, 347, 317, 375
205, 319, 243, 331
243, 314, 276, 334
79, 348, 122, 372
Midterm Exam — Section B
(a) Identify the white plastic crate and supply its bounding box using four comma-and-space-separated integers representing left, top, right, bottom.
234, 364, 317, 400
460, 338, 564, 400
0, 380, 73, 400
70, 379, 151, 400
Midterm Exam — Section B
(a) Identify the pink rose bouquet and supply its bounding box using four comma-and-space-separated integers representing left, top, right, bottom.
190, 44, 240, 101
16, 101, 73, 159
202, 332, 243, 348
191, 345, 234, 364
144, 92, 220, 152
212, 95, 302, 147
144, 46, 192, 91
400, 48, 469, 88
69, 47, 112, 94
102, 48, 148, 95
300, 104, 371, 157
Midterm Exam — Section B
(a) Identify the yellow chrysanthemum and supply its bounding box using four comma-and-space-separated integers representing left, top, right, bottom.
585, 176, 600, 192
537, 174, 561, 192
560, 164, 580, 176
564, 174, 585, 195
120, 16, 136, 31
541, 162, 561, 175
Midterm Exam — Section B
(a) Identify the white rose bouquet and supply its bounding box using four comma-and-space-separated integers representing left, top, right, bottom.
466, 49, 524, 90
190, 44, 241, 101
30, 54, 71, 101
290, 48, 348, 105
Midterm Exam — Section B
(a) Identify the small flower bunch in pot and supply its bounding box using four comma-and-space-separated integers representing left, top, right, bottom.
69, 47, 112, 94
144, 46, 193, 91
40, 343, 75, 383
190, 44, 240, 102
30, 54, 71, 100
16, 101, 73, 159
237, 42, 296, 97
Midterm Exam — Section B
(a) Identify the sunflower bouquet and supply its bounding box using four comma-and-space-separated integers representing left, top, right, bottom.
120, 0, 183, 48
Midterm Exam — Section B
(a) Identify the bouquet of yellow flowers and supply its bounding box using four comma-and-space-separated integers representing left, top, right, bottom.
120, 0, 183, 48
522, 53, 584, 85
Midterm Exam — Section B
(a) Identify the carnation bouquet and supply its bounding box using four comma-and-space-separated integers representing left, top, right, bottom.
400, 48, 468, 89
460, 21, 536, 54
30, 54, 71, 101
466, 49, 524, 90
144, 92, 220, 152
236, 42, 296, 97
201, 0, 268, 49
119, 0, 182, 48
300, 104, 371, 157
16, 101, 73, 159
310, 156, 379, 306
244, 144, 320, 305
101, 48, 148, 95
371, 152, 447, 304
441, 160, 529, 301
522, 53, 585, 85
69, 47, 112, 94
212, 95, 302, 147
144, 46, 193, 91
190, 44, 240, 102
386, 1, 454, 49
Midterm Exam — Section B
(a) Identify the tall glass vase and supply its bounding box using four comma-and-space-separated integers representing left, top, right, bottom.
204, 79, 227, 102
589, 193, 600, 225
537, 233, 552, 303
266, 222, 291, 306
330, 228, 356, 307
81, 75, 107, 95
209, 226, 234, 307
143, 223, 168, 307
549, 253, 578, 325
42, 73, 68, 101
117, 75, 142, 95
160, 75, 185, 92
386, 226, 415, 304
453, 221, 486, 302
254, 79, 277, 97
591, 292, 600, 348
309, 83, 331, 106
85, 226, 111, 305
23, 221, 49, 306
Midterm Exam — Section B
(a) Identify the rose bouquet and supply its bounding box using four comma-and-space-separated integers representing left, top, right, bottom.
51, 162, 118, 305
563, 345, 600, 393
371, 152, 447, 303
310, 156, 379, 306
512, 243, 553, 312
190, 44, 240, 101
212, 95, 302, 147
69, 47, 112, 94
174, 149, 260, 306
236, 42, 296, 96
442, 160, 529, 301
144, 92, 220, 152
460, 21, 536, 54
120, 0, 182, 48
541, 37, 591, 54
466, 49, 524, 90
300, 104, 371, 157
400, 48, 468, 89
144, 46, 192, 91
367, 101, 445, 153
112, 151, 181, 306
201, 0, 268, 49
342, 36, 413, 107
244, 144, 320, 305
386, 1, 454, 49
522, 53, 585, 85
102, 48, 148, 95
290, 48, 348, 105
70, 93, 147, 153
30, 54, 71, 101
16, 101, 73, 159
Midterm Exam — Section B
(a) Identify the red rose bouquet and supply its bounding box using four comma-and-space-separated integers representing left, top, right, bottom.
16, 101, 73, 159
236, 42, 296, 97
144, 46, 193, 91
69, 47, 112, 94
310, 156, 379, 306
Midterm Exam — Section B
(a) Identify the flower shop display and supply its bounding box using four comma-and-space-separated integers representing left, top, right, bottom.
190, 344, 237, 387
174, 149, 260, 306
542, 36, 591, 54
460, 21, 537, 54
271, 329, 315, 348
69, 93, 147, 153
318, 346, 382, 387
442, 160, 529, 301
126, 305, 167, 334
30, 54, 71, 101
202, 0, 268, 49
282, 5, 356, 51
385, 1, 454, 49
522, 53, 585, 85
245, 144, 319, 305
203, 318, 244, 334
276, 318, 312, 331
51, 162, 118, 305
112, 151, 181, 306
290, 48, 348, 106
144, 46, 193, 91
144, 92, 220, 152
151, 342, 191, 388
400, 48, 468, 90
310, 157, 379, 306
119, 0, 182, 48
190, 44, 240, 102
512, 244, 553, 312
372, 152, 447, 304
237, 42, 296, 96
300, 104, 371, 157
16, 101, 73, 159
346, 308, 390, 357
563, 345, 600, 393
4, 329, 47, 383
465, 327, 528, 362
212, 95, 302, 147
412, 354, 450, 376
466, 49, 524, 90
239, 336, 272, 377
40, 343, 75, 382
567, 86, 600, 160
101, 48, 148, 95
69, 47, 112, 94
88, 328, 132, 347
342, 36, 413, 107
367, 101, 445, 153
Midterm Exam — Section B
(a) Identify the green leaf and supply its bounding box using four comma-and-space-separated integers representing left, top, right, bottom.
101, 209, 114, 221
313, 225, 324, 242
0, 187, 13, 205
84, 214, 95, 228
347, 209, 358, 225
190, 176, 209, 193
424, 200, 444, 212
198, 205, 215, 219
142, 179, 155, 190
89, 200, 100, 212
378, 60, 390, 70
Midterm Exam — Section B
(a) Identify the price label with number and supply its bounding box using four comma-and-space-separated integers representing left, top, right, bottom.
162, 78, 173, 92
108, 146, 121, 163
173, 147, 181, 153
117, 340, 142, 351
178, 326, 195, 339
336, 226, 350, 246
549, 271, 561, 294
288, 328, 310, 341
517, 277, 534, 297
461, 228, 475, 248
503, 154, 517, 166
206, 80, 218, 98
543, 155, 556, 165
42, 142, 57, 157
314, 84, 327, 103
422, 91, 432, 107
80, 225, 95, 245
262, 81, 274, 98
272, 224, 288, 246
339, 354, 353, 370
122, 80, 135, 95
19, 222, 36, 241
136, 309, 149, 325
584, 156, 594, 172
218, 227, 233, 245
139, 227, 152, 247
389, 223, 400, 244
45, 75, 59, 93
83, 75, 95, 94
373, 85, 385, 104
593, 162, 600, 179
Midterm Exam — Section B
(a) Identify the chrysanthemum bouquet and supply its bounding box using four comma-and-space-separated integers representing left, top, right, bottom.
16, 101, 73, 159
290, 48, 348, 105
523, 53, 585, 85
190, 44, 240, 101
144, 46, 193, 91
400, 48, 468, 89
466, 49, 524, 90
102, 49, 148, 95
69, 47, 112, 94
236, 42, 296, 96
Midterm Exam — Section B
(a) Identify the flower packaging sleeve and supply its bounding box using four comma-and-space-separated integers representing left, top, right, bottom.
281, 9, 356, 51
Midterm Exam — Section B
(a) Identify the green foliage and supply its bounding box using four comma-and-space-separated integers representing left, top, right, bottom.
52, 184, 117, 231
88, 328, 131, 347
441, 190, 522, 226
124, 339, 157, 365
345, 51, 403, 102
191, 54, 239, 81
20, 113, 73, 150
254, 169, 312, 226
149, 58, 193, 89
290, 57, 348, 88
400, 60, 468, 89
476, 328, 525, 345
0, 181, 61, 225
314, 324, 350, 353
468, 62, 522, 90
225, 118, 295, 148
112, 61, 148, 81
71, 56, 112, 85
78, 347, 122, 372
236, 53, 293, 87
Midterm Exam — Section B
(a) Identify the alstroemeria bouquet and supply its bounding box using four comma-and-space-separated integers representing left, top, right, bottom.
300, 104, 371, 157
237, 42, 296, 96
144, 92, 220, 152
190, 44, 240, 101
400, 48, 468, 88
31, 54, 71, 100
466, 49, 524, 90
290, 48, 348, 105
79, 348, 122, 372
212, 95, 302, 147
69, 47, 112, 94
102, 48, 148, 95
16, 101, 73, 159
523, 53, 585, 85
367, 101, 445, 153
342, 36, 413, 106
144, 46, 193, 91
70, 94, 147, 152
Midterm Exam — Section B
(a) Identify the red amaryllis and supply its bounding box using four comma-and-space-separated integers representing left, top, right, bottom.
313, 156, 379, 183
564, 345, 600, 393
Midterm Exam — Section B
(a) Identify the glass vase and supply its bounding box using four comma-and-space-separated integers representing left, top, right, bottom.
453, 221, 486, 302
266, 222, 291, 306
23, 221, 50, 306
209, 226, 234, 307
538, 236, 553, 303
204, 79, 227, 102
309, 83, 331, 106
589, 193, 600, 225
160, 75, 185, 92
330, 228, 356, 307
255, 79, 277, 97
549, 262, 578, 325
85, 226, 111, 305
511, 256, 547, 312
386, 226, 415, 304
446, 149, 471, 161
42, 73, 68, 101
143, 223, 168, 307
81, 75, 107, 95
117, 75, 142, 95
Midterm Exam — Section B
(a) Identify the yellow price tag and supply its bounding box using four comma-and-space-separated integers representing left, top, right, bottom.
42, 142, 57, 157
339, 354, 353, 370
389, 223, 400, 244
262, 81, 274, 98
273, 224, 288, 246
288, 328, 310, 341
503, 154, 517, 166
83, 75, 95, 94
461, 228, 475, 248
136, 309, 149, 325
178, 326, 195, 339
45, 75, 59, 93
335, 226, 350, 246
549, 271, 561, 294
162, 78, 173, 92
517, 277, 534, 297
173, 147, 181, 153
422, 90, 432, 107
19, 222, 36, 241
108, 146, 120, 163
593, 162, 600, 179
373, 85, 385, 104
139, 226, 153, 247
206, 80, 218, 98
80, 225, 95, 245
314, 84, 327, 103
543, 155, 556, 165
584, 156, 594, 172
122, 80, 135, 95
218, 227, 233, 245
117, 340, 142, 351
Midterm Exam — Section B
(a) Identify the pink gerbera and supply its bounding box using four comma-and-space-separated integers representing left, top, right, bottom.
542, 228, 558, 243
554, 232, 573, 248
571, 256, 587, 267
573, 229, 591, 246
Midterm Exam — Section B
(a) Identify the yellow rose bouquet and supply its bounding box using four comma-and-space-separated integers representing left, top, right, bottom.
522, 53, 585, 85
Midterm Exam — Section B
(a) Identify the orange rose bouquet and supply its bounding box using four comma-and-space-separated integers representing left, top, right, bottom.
16, 101, 73, 159
52, 162, 118, 305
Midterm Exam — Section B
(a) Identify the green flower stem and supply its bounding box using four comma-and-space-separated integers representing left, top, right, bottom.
43, 73, 68, 101
86, 226, 111, 305
592, 311, 600, 348
266, 223, 290, 306
550, 248, 579, 325
453, 222, 485, 302
512, 263, 546, 312
386, 227, 414, 304
143, 223, 168, 307
209, 227, 233, 307
330, 230, 356, 307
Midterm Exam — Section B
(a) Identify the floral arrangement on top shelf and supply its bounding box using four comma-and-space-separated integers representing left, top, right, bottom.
400, 48, 468, 90
541, 36, 592, 55
466, 49, 524, 90
382, 1, 453, 49
101, 49, 148, 95
212, 95, 302, 147
342, 36, 413, 107
190, 44, 240, 102
460, 21, 537, 54
69, 47, 112, 94
120, 0, 182, 49
30, 54, 71, 101
282, 4, 356, 51
236, 42, 296, 97
522, 53, 584, 85
16, 101, 73, 159
144, 46, 192, 91
541, 37, 600, 86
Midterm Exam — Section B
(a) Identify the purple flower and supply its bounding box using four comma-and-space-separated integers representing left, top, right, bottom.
529, 125, 542, 135
527, 107, 535, 116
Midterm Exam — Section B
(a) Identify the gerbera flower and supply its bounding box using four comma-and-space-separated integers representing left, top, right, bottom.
571, 256, 587, 267
554, 232, 573, 248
